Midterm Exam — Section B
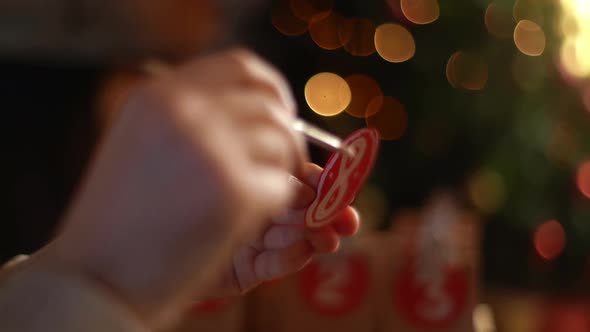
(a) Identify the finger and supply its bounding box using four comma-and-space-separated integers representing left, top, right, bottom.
181, 49, 296, 114
331, 207, 361, 237
269, 180, 314, 224
1, 254, 29, 271
305, 226, 340, 253
232, 94, 308, 175
254, 240, 313, 280
263, 224, 305, 249
272, 209, 305, 225
299, 163, 323, 189
288, 176, 316, 209
247, 167, 294, 219
246, 127, 293, 169
223, 49, 297, 114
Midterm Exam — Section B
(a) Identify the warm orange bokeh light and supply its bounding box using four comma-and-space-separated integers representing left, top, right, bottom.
583, 87, 590, 113
309, 12, 346, 50
272, 0, 308, 36
289, 0, 334, 23
514, 20, 546, 56
305, 72, 351, 116
577, 160, 590, 199
344, 74, 383, 118
534, 220, 566, 260
365, 96, 408, 140
374, 23, 416, 63
484, 2, 515, 39
446, 51, 488, 90
513, 0, 544, 24
339, 18, 377, 56
400, 0, 440, 24
468, 169, 506, 214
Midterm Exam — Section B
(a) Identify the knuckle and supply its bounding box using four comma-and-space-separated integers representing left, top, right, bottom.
224, 48, 258, 75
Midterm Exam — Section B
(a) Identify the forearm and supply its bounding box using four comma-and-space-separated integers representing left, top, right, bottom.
0, 253, 148, 332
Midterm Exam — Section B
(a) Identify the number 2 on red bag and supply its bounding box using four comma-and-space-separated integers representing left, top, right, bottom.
305, 128, 379, 228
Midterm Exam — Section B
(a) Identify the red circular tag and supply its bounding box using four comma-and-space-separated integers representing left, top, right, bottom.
393, 259, 469, 328
305, 128, 379, 228
299, 255, 369, 316
191, 298, 229, 314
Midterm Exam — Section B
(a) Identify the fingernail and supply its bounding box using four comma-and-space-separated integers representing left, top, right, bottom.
351, 207, 361, 223
2, 254, 29, 270
288, 175, 303, 188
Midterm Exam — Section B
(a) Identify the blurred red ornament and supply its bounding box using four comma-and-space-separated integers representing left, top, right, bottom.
534, 220, 566, 260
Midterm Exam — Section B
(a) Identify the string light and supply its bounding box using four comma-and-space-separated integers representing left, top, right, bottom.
305, 72, 351, 116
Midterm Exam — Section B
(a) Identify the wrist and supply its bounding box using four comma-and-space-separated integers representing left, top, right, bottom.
0, 251, 148, 331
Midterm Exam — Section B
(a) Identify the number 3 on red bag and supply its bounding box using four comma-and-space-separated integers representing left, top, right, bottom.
299, 256, 369, 316
306, 128, 379, 228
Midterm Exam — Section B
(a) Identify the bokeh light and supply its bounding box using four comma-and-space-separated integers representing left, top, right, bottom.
374, 23, 416, 63
353, 184, 388, 234
513, 0, 544, 23
513, 20, 546, 56
468, 169, 506, 214
272, 0, 308, 36
309, 12, 346, 50
289, 0, 334, 23
511, 53, 546, 92
484, 2, 515, 39
365, 96, 408, 140
583, 86, 590, 113
339, 18, 377, 56
446, 51, 488, 90
577, 160, 590, 199
304, 72, 351, 116
473, 303, 496, 332
400, 0, 440, 25
560, 37, 590, 79
558, 0, 590, 78
533, 220, 566, 260
344, 74, 383, 118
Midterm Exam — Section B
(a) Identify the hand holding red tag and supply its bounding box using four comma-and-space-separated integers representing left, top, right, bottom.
306, 128, 380, 228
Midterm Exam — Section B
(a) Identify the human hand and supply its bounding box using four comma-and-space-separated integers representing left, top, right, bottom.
41, 49, 308, 328
204, 163, 360, 298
